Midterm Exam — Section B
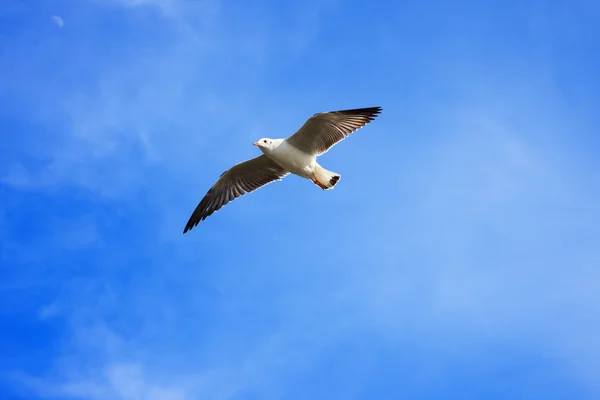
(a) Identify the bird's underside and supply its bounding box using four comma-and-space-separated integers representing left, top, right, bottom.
183, 106, 382, 233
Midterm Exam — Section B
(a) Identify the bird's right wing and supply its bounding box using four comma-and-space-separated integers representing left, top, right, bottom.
183, 155, 289, 233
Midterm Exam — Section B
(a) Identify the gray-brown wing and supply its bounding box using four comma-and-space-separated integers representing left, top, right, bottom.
183, 155, 289, 233
285, 106, 382, 156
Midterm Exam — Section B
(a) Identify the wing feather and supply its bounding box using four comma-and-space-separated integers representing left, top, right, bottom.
286, 107, 382, 156
183, 155, 289, 233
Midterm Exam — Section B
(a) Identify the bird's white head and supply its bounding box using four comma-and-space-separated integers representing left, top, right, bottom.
253, 138, 276, 153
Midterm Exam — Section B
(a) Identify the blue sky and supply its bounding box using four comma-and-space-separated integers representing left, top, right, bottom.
1, 0, 600, 399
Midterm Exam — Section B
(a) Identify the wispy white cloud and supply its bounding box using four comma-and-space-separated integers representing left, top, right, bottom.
2, 0, 334, 199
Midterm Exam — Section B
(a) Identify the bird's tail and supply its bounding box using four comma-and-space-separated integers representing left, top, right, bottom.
312, 164, 341, 190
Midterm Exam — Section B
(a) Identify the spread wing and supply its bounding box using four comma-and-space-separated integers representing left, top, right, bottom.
285, 106, 382, 156
183, 155, 289, 233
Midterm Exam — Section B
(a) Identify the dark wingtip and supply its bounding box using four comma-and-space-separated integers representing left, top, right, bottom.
333, 106, 382, 119
365, 106, 383, 116
367, 106, 382, 113
182, 216, 201, 234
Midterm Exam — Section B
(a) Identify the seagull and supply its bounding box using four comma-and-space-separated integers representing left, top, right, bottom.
183, 106, 382, 233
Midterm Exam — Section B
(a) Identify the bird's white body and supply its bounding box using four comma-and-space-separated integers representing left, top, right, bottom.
259, 139, 316, 179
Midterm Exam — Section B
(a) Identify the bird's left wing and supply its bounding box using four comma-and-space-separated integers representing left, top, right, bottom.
183, 155, 289, 233
285, 106, 382, 156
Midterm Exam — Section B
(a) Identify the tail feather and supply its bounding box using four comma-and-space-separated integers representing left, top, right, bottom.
313, 165, 341, 190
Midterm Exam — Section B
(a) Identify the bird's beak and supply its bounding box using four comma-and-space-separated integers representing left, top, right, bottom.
253, 142, 259, 146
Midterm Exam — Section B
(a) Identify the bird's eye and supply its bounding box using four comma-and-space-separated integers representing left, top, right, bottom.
263, 140, 267, 143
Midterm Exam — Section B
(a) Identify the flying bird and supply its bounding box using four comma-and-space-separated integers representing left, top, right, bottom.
183, 106, 382, 233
